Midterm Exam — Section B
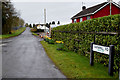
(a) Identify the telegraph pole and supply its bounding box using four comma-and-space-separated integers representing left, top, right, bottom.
44, 9, 46, 35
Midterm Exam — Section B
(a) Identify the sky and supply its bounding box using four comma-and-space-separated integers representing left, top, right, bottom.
11, 0, 120, 25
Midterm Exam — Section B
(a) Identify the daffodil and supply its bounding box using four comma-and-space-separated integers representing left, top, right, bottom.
56, 41, 64, 44
48, 38, 51, 39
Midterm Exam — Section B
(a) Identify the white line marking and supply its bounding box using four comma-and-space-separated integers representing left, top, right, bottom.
0, 44, 7, 47
2, 40, 12, 43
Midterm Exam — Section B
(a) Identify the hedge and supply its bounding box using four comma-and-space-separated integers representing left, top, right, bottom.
51, 14, 120, 76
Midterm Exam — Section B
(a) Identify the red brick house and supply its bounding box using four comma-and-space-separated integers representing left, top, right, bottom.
71, 1, 120, 23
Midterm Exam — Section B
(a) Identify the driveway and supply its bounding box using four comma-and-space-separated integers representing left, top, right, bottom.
2, 27, 66, 78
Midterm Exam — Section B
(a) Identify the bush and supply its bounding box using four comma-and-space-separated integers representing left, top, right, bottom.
51, 14, 120, 76
56, 43, 64, 50
30, 28, 37, 32
45, 38, 49, 42
44, 36, 55, 44
48, 39, 55, 44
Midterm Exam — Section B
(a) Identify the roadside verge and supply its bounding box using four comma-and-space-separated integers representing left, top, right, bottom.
41, 41, 117, 79
0, 27, 26, 39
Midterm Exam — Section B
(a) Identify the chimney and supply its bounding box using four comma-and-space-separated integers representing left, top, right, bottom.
82, 6, 86, 11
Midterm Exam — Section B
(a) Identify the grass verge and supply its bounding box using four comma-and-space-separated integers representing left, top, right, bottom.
41, 41, 118, 79
30, 28, 39, 36
0, 27, 26, 39
31, 32, 39, 36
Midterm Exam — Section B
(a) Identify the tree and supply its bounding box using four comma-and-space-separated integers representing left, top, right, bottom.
12, 16, 19, 28
2, 0, 24, 34
29, 24, 32, 28
45, 23, 50, 28
49, 22, 51, 25
52, 21, 55, 24
19, 18, 25, 26
33, 24, 35, 28
2, 1, 17, 34
25, 23, 29, 27
57, 21, 60, 25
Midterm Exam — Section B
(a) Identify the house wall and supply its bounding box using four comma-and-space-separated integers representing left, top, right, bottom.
73, 16, 93, 22
83, 16, 86, 21
91, 15, 94, 19
72, 19, 79, 23
72, 19, 74, 23
93, 3, 120, 18
111, 4, 120, 15
77, 18, 80, 22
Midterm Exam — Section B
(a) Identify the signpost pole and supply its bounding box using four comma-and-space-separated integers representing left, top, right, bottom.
90, 42, 94, 66
90, 42, 114, 76
108, 45, 114, 76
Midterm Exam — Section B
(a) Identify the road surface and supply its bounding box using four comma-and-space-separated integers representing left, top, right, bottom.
2, 27, 66, 78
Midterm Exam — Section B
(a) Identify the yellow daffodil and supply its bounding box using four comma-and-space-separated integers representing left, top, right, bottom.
48, 38, 51, 39
56, 41, 64, 44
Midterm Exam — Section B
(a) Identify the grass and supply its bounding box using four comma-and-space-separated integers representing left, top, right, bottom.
0, 27, 26, 39
32, 32, 39, 36
41, 41, 118, 79
30, 28, 39, 36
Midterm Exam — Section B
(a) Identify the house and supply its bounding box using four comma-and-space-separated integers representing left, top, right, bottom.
50, 24, 61, 28
71, 1, 120, 23
36, 24, 49, 30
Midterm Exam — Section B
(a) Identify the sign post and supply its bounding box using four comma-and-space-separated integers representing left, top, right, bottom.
90, 42, 114, 76
108, 45, 114, 76
90, 42, 94, 66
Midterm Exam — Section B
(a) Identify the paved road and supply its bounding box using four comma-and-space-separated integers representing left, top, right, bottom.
2, 27, 66, 78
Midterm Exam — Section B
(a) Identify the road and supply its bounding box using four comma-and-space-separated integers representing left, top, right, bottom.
2, 27, 66, 78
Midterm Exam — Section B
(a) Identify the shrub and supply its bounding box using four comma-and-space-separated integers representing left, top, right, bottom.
51, 14, 120, 75
45, 38, 49, 42
44, 36, 55, 44
48, 39, 55, 44
56, 43, 64, 50
30, 28, 37, 32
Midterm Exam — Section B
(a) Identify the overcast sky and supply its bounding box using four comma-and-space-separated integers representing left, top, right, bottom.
11, 0, 120, 25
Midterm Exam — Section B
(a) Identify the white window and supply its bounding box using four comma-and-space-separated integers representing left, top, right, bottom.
87, 16, 91, 20
74, 19, 76, 23
80, 18, 83, 22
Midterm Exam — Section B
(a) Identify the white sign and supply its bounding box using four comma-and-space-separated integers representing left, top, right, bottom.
93, 44, 110, 55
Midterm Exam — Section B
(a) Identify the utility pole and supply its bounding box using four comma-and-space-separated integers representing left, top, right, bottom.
44, 9, 46, 35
